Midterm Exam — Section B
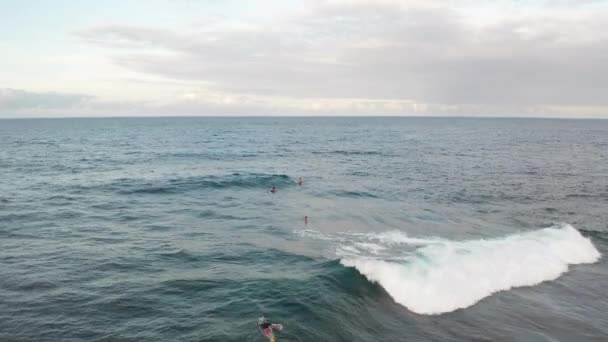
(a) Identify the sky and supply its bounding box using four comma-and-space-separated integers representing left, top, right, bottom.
1, 0, 607, 118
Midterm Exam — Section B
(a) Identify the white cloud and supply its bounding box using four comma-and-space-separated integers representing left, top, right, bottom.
0, 88, 93, 113
6, 0, 608, 117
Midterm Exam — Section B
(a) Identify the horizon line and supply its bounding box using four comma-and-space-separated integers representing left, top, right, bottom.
1, 114, 607, 120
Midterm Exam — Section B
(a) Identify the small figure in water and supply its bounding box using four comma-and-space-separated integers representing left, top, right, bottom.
259, 317, 283, 342
297, 177, 303, 185
304, 216, 309, 225
270, 186, 277, 193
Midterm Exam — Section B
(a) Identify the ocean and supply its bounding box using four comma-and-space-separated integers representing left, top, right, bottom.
0, 117, 606, 341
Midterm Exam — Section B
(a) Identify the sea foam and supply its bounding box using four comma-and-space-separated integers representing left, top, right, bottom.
339, 224, 600, 314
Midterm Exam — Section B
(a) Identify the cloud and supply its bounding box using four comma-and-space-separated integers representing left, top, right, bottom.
0, 88, 94, 116
72, 0, 608, 118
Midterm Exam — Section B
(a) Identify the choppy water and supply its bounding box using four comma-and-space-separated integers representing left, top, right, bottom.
1, 117, 607, 341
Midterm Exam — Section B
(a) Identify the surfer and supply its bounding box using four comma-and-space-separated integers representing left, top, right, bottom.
258, 317, 282, 342
304, 215, 309, 224
270, 186, 277, 193
297, 177, 303, 185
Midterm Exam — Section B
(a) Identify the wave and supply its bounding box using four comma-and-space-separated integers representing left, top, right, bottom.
153, 151, 262, 161
158, 249, 200, 262
197, 210, 250, 220
127, 173, 291, 194
299, 224, 601, 315
329, 190, 379, 199
312, 150, 385, 156
71, 173, 294, 195
122, 186, 174, 194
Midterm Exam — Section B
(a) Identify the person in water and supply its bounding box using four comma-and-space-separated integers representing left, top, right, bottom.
297, 177, 303, 185
260, 318, 281, 342
270, 186, 277, 193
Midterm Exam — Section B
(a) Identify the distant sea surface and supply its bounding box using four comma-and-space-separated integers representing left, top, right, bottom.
1, 117, 607, 341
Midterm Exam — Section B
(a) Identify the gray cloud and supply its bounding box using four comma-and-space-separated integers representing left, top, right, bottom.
0, 88, 94, 115
74, 1, 608, 116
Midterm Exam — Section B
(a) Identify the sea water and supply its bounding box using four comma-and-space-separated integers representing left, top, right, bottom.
0, 117, 606, 341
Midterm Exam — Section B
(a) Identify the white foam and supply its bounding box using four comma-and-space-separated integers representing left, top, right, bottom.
354, 242, 386, 255
340, 224, 601, 315
294, 229, 339, 241
363, 230, 443, 246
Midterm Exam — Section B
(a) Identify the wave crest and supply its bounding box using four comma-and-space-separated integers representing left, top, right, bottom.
72, 173, 294, 195
340, 224, 600, 315
297, 224, 601, 315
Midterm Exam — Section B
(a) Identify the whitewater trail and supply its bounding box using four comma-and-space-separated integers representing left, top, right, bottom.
298, 224, 601, 315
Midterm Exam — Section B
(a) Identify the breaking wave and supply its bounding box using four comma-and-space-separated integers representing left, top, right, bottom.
299, 224, 601, 315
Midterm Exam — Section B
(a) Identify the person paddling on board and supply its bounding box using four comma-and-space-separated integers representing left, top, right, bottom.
258, 317, 282, 342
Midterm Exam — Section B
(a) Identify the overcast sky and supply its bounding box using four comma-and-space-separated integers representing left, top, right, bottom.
1, 0, 607, 118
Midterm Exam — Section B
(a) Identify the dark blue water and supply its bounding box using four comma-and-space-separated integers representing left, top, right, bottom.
1, 117, 607, 341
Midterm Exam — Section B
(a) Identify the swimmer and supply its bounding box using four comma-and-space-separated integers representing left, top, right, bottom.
297, 177, 303, 185
258, 317, 283, 342
270, 186, 277, 193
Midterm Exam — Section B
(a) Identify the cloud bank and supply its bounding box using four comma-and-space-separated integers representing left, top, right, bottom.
3, 0, 608, 117
0, 89, 94, 117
